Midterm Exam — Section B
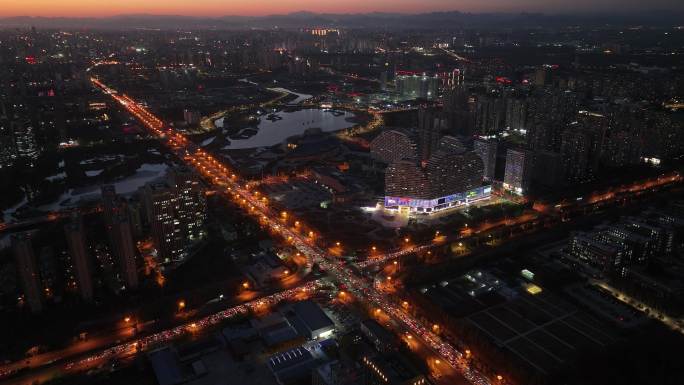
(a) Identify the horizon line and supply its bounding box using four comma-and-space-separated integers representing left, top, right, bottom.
1, 9, 682, 20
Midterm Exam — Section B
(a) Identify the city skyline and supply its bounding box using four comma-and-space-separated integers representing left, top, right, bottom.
2, 0, 684, 18
0, 7, 682, 385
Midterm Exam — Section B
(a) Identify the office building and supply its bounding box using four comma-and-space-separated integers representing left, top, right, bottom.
594, 231, 639, 270
101, 185, 139, 289
64, 217, 94, 302
0, 115, 16, 169
437, 135, 467, 155
167, 168, 207, 243
384, 146, 488, 214
443, 77, 475, 136
12, 233, 43, 313
426, 150, 484, 197
474, 94, 506, 135
560, 124, 600, 183
13, 119, 39, 166
504, 148, 533, 194
370, 129, 418, 164
101, 184, 121, 223
361, 353, 427, 385
534, 67, 550, 86
473, 138, 497, 181
127, 199, 144, 238
443, 68, 465, 91
525, 90, 578, 152
144, 182, 184, 263
623, 217, 675, 257
385, 159, 431, 200
379, 71, 388, 91
109, 214, 138, 289
142, 168, 206, 263
395, 71, 439, 100
37, 247, 61, 299
183, 109, 201, 126
600, 130, 642, 168
505, 97, 527, 131
360, 319, 397, 353
532, 150, 564, 188
569, 233, 623, 273
417, 108, 444, 161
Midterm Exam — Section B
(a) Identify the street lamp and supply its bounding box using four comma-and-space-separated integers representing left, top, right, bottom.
178, 300, 186, 311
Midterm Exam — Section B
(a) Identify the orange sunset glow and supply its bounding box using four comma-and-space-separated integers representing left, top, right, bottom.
1, 0, 461, 17
3, 0, 677, 18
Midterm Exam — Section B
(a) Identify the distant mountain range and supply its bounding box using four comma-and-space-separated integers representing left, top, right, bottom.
1, 11, 682, 30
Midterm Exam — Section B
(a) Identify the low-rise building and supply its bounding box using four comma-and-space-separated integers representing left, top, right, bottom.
360, 319, 398, 353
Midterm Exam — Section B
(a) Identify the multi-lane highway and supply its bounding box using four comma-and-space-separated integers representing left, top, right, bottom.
358, 171, 681, 270
3, 74, 680, 385
86, 78, 494, 384
0, 280, 323, 384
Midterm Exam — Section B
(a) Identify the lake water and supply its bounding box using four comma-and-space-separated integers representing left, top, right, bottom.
267, 87, 313, 104
222, 108, 356, 150
2, 163, 170, 220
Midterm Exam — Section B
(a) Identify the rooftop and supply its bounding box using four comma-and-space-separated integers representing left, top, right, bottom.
466, 291, 616, 375
292, 300, 335, 335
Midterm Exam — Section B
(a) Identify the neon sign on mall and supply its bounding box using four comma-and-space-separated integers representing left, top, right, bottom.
384, 186, 492, 214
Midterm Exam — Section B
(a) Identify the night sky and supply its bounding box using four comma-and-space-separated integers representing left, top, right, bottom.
2, 0, 683, 18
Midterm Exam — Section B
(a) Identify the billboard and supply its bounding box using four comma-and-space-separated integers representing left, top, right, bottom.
384, 185, 492, 212
384, 197, 412, 207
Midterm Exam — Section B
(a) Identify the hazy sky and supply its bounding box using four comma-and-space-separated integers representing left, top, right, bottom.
2, 0, 682, 18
